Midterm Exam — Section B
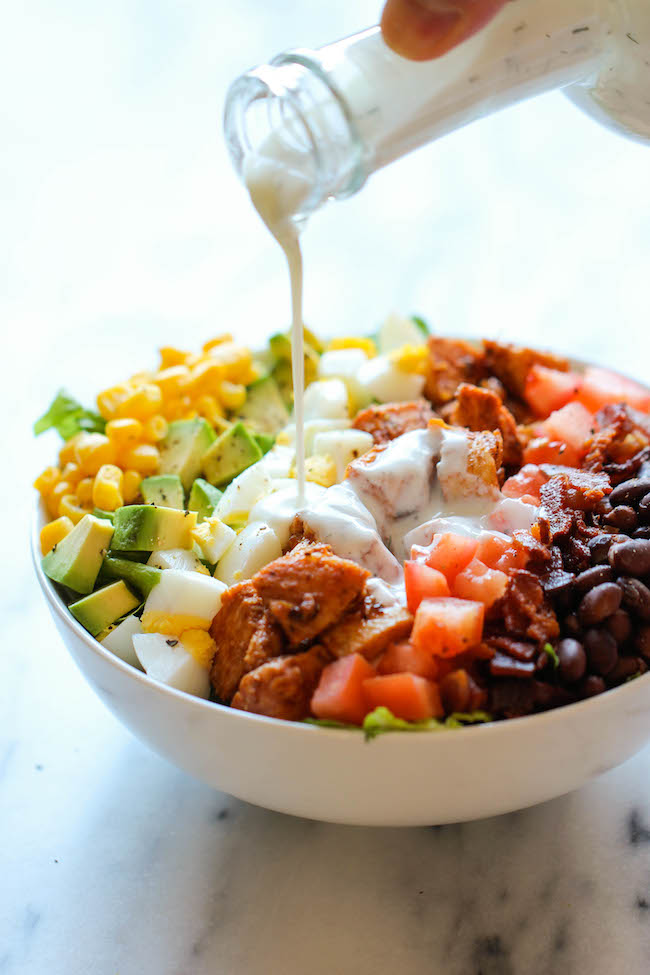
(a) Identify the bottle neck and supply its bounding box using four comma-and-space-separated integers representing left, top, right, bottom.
224, 0, 607, 220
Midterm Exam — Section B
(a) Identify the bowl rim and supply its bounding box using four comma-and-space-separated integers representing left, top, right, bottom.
32, 497, 650, 743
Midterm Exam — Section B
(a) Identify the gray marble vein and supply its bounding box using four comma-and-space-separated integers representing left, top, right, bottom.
3, 0, 650, 972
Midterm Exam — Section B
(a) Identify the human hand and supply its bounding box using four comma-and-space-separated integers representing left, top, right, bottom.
381, 0, 510, 61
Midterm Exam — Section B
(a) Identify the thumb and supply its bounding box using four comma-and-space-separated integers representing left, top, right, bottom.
381, 0, 510, 61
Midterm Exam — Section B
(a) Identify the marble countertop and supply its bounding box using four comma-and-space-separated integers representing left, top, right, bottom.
3, 1, 650, 972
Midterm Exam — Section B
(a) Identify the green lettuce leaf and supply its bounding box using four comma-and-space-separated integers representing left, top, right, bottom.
305, 709, 492, 738
34, 390, 105, 440
411, 315, 431, 336
543, 642, 559, 669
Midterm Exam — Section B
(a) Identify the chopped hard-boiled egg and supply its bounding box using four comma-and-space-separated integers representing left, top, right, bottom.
147, 548, 209, 573
99, 612, 143, 668
302, 379, 349, 420
132, 633, 211, 698
312, 429, 375, 480
191, 517, 236, 564
356, 355, 426, 406
140, 569, 226, 634
317, 348, 368, 404
215, 463, 273, 524
278, 418, 350, 456
377, 313, 428, 353
214, 521, 282, 586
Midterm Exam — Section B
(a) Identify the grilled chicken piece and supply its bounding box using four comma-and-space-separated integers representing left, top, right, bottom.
352, 399, 435, 444
209, 581, 284, 702
483, 340, 568, 400
424, 337, 487, 406
253, 542, 370, 646
448, 383, 523, 468
320, 597, 413, 661
231, 645, 331, 720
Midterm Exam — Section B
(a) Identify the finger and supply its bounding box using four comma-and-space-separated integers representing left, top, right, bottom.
381, 0, 510, 61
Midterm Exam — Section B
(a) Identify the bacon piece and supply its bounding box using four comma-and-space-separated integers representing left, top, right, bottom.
583, 404, 650, 475
494, 570, 559, 646
352, 399, 435, 444
231, 645, 331, 721
448, 383, 523, 467
424, 337, 487, 406
483, 340, 569, 399
253, 542, 370, 646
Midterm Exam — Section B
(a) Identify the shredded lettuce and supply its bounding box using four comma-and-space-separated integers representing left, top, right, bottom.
411, 315, 431, 336
34, 390, 105, 440
305, 708, 492, 740
543, 642, 559, 669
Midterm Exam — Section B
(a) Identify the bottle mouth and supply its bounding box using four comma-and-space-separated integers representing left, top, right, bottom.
223, 54, 366, 222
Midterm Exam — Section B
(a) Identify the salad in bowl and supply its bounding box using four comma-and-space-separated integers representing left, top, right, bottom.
34, 315, 650, 743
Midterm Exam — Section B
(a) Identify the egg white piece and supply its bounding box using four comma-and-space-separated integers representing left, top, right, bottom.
356, 356, 426, 406
141, 569, 226, 632
215, 463, 273, 523
147, 548, 207, 573
100, 612, 143, 669
214, 521, 282, 586
317, 348, 367, 403
302, 379, 349, 420
378, 312, 427, 353
312, 429, 375, 481
280, 419, 350, 456
132, 633, 210, 698
192, 517, 236, 564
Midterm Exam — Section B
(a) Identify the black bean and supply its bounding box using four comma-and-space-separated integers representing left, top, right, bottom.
638, 494, 650, 524
609, 478, 650, 507
618, 577, 650, 621
607, 656, 642, 683
589, 534, 615, 565
575, 565, 613, 594
563, 613, 582, 638
609, 539, 650, 576
605, 609, 632, 645
556, 638, 587, 683
584, 628, 619, 675
579, 675, 607, 698
633, 624, 650, 657
578, 582, 622, 626
604, 506, 638, 533
634, 527, 650, 540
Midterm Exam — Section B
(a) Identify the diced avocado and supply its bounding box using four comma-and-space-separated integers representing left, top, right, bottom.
188, 478, 223, 521
201, 422, 262, 487
102, 555, 162, 598
269, 332, 292, 362
112, 505, 197, 551
272, 360, 293, 408
69, 581, 140, 637
253, 432, 275, 455
141, 474, 184, 509
159, 418, 216, 493
92, 508, 115, 523
42, 514, 114, 595
237, 375, 289, 435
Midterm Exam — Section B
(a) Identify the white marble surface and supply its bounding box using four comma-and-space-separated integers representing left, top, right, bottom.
3, 1, 650, 972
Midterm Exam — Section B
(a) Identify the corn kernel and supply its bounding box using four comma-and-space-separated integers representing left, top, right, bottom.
96, 384, 133, 420
389, 343, 429, 375
106, 418, 143, 448
202, 334, 233, 354
195, 394, 224, 429
188, 358, 226, 395
327, 336, 376, 357
209, 343, 255, 384
74, 432, 116, 476
60, 462, 83, 487
153, 365, 191, 398
122, 469, 142, 503
76, 477, 95, 505
92, 464, 124, 511
276, 431, 290, 446
59, 494, 91, 524
33, 466, 61, 497
46, 479, 72, 518
217, 380, 246, 412
58, 435, 82, 466
159, 346, 192, 368
181, 629, 217, 669
40, 516, 74, 556
128, 371, 154, 385
121, 444, 160, 475
142, 414, 168, 443
116, 383, 163, 421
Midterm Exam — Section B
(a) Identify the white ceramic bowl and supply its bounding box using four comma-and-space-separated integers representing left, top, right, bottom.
33, 501, 650, 826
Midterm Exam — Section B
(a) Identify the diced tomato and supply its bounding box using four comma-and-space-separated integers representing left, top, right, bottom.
362, 673, 443, 721
410, 544, 430, 563
412, 597, 484, 658
424, 533, 478, 584
541, 402, 595, 455
576, 366, 650, 414
475, 533, 527, 572
440, 669, 488, 712
311, 653, 375, 726
501, 464, 548, 505
404, 560, 450, 613
523, 436, 580, 468
524, 364, 583, 418
453, 558, 509, 608
377, 641, 439, 680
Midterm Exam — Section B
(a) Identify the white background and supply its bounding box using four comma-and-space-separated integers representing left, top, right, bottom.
2, 2, 650, 973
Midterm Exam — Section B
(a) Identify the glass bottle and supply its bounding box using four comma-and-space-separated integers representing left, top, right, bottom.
223, 0, 650, 225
